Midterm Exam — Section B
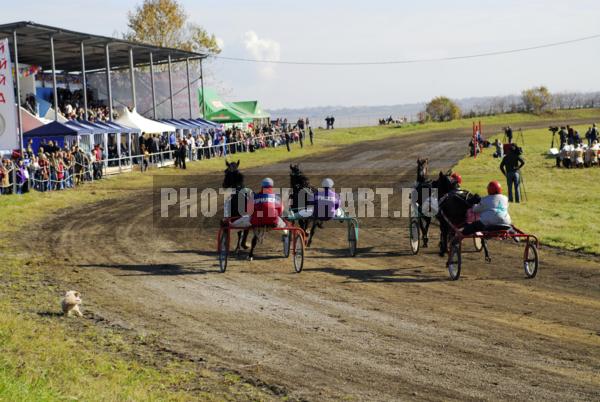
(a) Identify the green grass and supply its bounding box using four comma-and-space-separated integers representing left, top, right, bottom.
455, 124, 600, 254
1, 107, 599, 400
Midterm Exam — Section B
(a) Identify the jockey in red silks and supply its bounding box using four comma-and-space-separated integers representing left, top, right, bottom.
251, 177, 284, 227
231, 178, 286, 228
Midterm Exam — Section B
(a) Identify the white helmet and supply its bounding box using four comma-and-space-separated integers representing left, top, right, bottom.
321, 178, 334, 188
261, 177, 274, 188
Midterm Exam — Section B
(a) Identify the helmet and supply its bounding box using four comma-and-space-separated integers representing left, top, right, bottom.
450, 172, 462, 185
487, 180, 502, 195
261, 177, 274, 188
321, 178, 334, 188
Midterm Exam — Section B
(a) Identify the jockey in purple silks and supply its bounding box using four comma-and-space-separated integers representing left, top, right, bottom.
310, 178, 342, 220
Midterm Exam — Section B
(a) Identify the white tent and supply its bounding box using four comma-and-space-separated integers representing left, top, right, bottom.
114, 107, 175, 134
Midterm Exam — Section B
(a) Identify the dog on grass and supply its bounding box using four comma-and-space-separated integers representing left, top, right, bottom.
61, 290, 83, 317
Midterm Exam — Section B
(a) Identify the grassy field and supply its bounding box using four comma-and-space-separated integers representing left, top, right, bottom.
1, 108, 599, 400
455, 124, 600, 254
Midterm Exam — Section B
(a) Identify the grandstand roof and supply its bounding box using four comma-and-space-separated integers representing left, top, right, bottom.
0, 21, 208, 72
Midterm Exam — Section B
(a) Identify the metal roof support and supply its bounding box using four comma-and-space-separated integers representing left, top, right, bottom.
199, 58, 205, 118
129, 47, 136, 110
13, 30, 23, 150
80, 41, 88, 120
150, 52, 156, 119
50, 35, 59, 121
168, 54, 174, 119
186, 58, 192, 119
105, 43, 113, 121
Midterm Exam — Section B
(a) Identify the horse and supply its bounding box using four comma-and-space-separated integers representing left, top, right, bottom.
412, 158, 435, 248
222, 160, 251, 254
289, 164, 319, 245
434, 171, 483, 259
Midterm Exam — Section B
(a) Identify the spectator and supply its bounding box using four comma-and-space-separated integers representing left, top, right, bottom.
499, 144, 525, 203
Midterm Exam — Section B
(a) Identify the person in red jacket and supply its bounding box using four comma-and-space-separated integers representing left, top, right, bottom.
230, 178, 287, 260
231, 178, 285, 228
250, 177, 284, 227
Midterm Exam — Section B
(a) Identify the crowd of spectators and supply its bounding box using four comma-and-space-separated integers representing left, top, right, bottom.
554, 124, 599, 168
1, 118, 313, 196
0, 139, 105, 195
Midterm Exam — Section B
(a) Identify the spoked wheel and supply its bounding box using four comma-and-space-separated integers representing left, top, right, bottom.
282, 231, 291, 258
293, 233, 305, 273
473, 236, 483, 252
447, 240, 462, 280
409, 218, 420, 255
218, 230, 229, 273
348, 220, 358, 257
523, 241, 539, 278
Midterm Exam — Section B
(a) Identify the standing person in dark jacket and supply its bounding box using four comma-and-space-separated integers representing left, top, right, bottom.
177, 140, 187, 169
499, 144, 525, 203
284, 129, 291, 152
309, 127, 314, 145
559, 126, 567, 149
504, 126, 513, 144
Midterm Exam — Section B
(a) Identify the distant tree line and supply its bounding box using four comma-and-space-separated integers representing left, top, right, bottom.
422, 87, 600, 122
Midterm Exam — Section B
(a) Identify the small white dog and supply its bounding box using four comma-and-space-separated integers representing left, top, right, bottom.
61, 290, 83, 317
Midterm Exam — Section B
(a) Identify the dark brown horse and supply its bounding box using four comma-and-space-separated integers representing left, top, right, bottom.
223, 160, 251, 254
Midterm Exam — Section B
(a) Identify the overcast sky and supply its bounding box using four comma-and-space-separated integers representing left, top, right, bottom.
4, 0, 600, 109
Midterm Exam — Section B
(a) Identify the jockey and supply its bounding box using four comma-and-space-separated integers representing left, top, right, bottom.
230, 178, 286, 228
251, 178, 285, 227
311, 178, 342, 220
450, 172, 462, 189
462, 180, 511, 235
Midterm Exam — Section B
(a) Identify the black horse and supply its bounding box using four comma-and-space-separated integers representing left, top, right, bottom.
223, 160, 251, 254
434, 171, 483, 259
289, 164, 321, 246
413, 158, 435, 248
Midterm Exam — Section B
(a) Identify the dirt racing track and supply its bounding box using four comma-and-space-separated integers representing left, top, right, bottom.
37, 126, 599, 401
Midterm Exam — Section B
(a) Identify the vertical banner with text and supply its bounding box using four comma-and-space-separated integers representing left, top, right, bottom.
0, 38, 17, 152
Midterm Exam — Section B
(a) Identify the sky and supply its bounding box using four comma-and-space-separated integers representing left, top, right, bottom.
4, 0, 600, 109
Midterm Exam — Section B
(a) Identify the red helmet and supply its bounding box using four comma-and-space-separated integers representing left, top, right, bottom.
487, 180, 502, 195
451, 172, 462, 185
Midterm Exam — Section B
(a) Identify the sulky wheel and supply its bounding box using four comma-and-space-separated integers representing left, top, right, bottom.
282, 231, 291, 258
409, 218, 420, 255
348, 220, 358, 257
218, 230, 229, 273
447, 240, 462, 280
523, 241, 539, 278
293, 232, 305, 273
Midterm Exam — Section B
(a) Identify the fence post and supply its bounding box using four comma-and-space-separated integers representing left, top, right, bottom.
12, 164, 17, 194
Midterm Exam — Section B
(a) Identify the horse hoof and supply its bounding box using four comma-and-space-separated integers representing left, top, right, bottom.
247, 256, 254, 261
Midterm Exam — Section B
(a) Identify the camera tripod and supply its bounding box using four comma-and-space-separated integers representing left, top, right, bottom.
503, 128, 525, 146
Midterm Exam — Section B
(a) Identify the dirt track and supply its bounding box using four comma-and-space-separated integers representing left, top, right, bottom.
34, 125, 599, 401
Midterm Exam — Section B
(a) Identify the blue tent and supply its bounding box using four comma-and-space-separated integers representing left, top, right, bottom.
98, 121, 141, 133
196, 118, 220, 128
24, 121, 78, 137
66, 121, 94, 135
24, 121, 79, 153
72, 120, 110, 134
182, 119, 210, 130
160, 119, 193, 130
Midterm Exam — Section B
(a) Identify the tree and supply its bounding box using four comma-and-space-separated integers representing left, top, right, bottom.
424, 96, 461, 122
124, 0, 221, 54
521, 86, 552, 114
